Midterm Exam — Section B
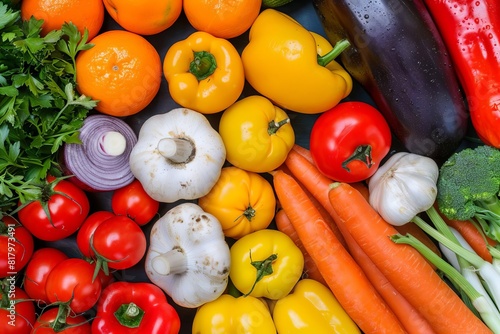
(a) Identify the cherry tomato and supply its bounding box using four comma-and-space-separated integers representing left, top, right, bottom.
76, 211, 115, 258
92, 216, 147, 270
0, 216, 34, 278
23, 247, 69, 303
111, 179, 160, 226
45, 258, 102, 314
31, 307, 91, 334
310, 101, 392, 183
0, 286, 36, 334
17, 177, 90, 241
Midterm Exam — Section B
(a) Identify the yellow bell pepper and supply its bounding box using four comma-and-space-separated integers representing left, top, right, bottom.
229, 229, 304, 300
163, 31, 245, 114
218, 95, 295, 173
198, 166, 277, 239
241, 9, 352, 114
192, 294, 277, 334
269, 279, 361, 334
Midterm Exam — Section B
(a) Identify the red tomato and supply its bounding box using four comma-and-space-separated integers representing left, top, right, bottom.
0, 286, 36, 334
31, 307, 91, 334
111, 179, 160, 226
0, 216, 34, 278
23, 247, 69, 303
76, 211, 115, 258
92, 216, 147, 270
17, 177, 90, 241
45, 258, 102, 314
310, 101, 392, 183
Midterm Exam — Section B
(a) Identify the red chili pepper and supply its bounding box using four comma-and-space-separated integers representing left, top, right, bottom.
91, 281, 180, 334
423, 0, 500, 148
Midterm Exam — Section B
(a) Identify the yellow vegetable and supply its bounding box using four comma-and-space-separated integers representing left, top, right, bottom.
241, 9, 352, 114
198, 166, 277, 239
192, 294, 277, 334
163, 31, 245, 114
218, 95, 295, 173
229, 229, 304, 300
270, 279, 361, 334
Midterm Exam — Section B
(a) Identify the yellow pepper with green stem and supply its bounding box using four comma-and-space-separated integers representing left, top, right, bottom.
241, 9, 352, 114
163, 31, 245, 114
269, 279, 361, 334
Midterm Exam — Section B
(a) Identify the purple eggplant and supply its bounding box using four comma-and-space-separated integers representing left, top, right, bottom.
312, 0, 469, 161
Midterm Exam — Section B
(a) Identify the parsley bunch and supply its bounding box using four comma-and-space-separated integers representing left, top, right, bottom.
0, 3, 98, 213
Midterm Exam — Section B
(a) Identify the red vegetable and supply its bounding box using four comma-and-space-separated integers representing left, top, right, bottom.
309, 101, 391, 183
31, 307, 91, 334
62, 114, 138, 192
17, 176, 90, 241
422, 0, 500, 148
92, 281, 181, 334
0, 216, 34, 278
76, 211, 116, 259
111, 179, 160, 226
0, 285, 35, 334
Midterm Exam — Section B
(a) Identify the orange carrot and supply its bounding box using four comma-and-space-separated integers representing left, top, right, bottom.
341, 220, 437, 334
274, 209, 327, 286
291, 144, 315, 164
327, 182, 492, 334
273, 170, 407, 333
395, 222, 442, 270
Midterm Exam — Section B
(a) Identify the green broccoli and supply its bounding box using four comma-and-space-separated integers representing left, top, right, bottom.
437, 145, 500, 241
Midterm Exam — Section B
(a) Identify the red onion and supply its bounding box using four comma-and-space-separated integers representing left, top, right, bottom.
62, 114, 138, 192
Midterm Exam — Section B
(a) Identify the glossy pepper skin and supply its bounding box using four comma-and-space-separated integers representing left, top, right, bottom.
229, 229, 304, 300
241, 9, 352, 114
269, 279, 360, 333
423, 0, 500, 148
218, 95, 295, 173
91, 281, 180, 334
163, 31, 245, 114
192, 294, 277, 333
198, 166, 277, 239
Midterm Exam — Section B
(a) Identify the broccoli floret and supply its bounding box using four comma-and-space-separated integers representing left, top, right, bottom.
437, 145, 500, 241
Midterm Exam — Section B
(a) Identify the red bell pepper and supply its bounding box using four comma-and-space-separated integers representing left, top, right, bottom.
423, 0, 500, 148
91, 281, 180, 334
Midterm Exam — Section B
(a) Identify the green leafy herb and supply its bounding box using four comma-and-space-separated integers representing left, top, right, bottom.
0, 3, 98, 213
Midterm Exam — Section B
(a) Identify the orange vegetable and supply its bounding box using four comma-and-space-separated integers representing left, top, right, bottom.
274, 209, 327, 286
272, 169, 406, 333
327, 182, 492, 334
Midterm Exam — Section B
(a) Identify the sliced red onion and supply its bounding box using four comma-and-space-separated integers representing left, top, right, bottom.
63, 114, 138, 192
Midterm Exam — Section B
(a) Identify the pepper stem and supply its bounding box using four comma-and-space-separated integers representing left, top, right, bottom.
317, 39, 350, 67
244, 251, 277, 297
114, 302, 145, 328
157, 138, 195, 164
151, 247, 187, 275
342, 144, 373, 172
190, 51, 217, 81
268, 118, 290, 135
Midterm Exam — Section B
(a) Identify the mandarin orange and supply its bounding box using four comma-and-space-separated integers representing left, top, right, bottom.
21, 0, 105, 40
75, 30, 162, 117
103, 0, 183, 35
183, 0, 262, 39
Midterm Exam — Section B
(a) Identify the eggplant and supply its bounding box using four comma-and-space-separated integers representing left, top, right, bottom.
312, 0, 469, 162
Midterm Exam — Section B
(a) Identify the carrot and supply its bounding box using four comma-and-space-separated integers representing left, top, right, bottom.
291, 143, 314, 164
327, 182, 492, 334
272, 169, 407, 333
274, 209, 327, 285
434, 203, 497, 263
395, 222, 442, 270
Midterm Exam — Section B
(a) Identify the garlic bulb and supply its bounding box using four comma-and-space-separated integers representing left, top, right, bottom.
368, 152, 439, 226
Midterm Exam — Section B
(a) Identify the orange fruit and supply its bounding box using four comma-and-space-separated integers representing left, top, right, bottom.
103, 0, 183, 35
183, 0, 262, 39
75, 30, 162, 117
21, 0, 105, 40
